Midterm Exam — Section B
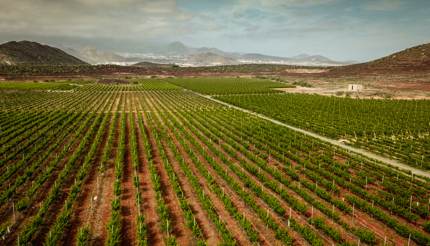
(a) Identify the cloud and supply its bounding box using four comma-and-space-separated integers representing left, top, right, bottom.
237, 0, 337, 9
363, 0, 403, 11
0, 0, 190, 40
0, 0, 428, 61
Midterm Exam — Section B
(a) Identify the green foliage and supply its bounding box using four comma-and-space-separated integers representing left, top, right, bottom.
354, 228, 376, 245
2, 83, 429, 246
168, 77, 286, 94
312, 217, 341, 242
133, 79, 180, 90
77, 226, 91, 246
292, 81, 313, 87
216, 93, 430, 169
0, 81, 77, 90
424, 221, 430, 233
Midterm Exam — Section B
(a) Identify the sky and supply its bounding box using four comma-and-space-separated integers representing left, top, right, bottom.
0, 0, 429, 61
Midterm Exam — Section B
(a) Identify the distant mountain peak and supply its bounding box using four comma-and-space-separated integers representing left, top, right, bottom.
166, 41, 190, 54
168, 41, 187, 47
292, 53, 310, 59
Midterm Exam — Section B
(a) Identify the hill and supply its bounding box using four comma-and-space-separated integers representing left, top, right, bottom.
65, 46, 125, 64
187, 52, 238, 66
0, 41, 87, 65
330, 43, 430, 74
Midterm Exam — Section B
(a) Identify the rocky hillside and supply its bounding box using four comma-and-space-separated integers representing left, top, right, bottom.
0, 41, 87, 65
330, 43, 430, 74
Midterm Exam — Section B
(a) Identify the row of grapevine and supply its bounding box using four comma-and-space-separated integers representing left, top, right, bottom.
1, 83, 428, 245
215, 93, 430, 169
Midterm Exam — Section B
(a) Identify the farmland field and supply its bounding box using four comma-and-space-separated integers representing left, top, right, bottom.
215, 93, 430, 170
0, 81, 78, 91
1, 80, 430, 246
167, 77, 287, 94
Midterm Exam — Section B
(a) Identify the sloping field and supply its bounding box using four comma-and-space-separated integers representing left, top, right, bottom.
0, 81, 429, 245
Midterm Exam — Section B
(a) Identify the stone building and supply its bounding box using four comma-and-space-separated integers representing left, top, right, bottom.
348, 84, 363, 92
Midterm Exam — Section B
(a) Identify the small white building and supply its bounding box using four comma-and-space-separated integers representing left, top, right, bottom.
348, 84, 363, 92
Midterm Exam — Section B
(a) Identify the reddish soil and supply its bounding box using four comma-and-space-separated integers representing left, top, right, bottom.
200, 112, 410, 244
168, 127, 286, 246
30, 123, 104, 243
195, 107, 411, 245
147, 106, 226, 244
156, 106, 298, 245
63, 116, 112, 245
199, 116, 357, 243
145, 95, 257, 245
2, 86, 429, 246
141, 109, 194, 245
1, 118, 96, 244
119, 114, 138, 245
134, 112, 164, 246
167, 109, 316, 240
166, 132, 254, 245
160, 138, 222, 244
174, 114, 318, 245
90, 116, 119, 245
0, 119, 79, 217
214, 115, 413, 244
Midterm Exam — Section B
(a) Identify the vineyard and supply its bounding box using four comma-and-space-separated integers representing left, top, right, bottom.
215, 93, 430, 170
167, 77, 287, 95
0, 81, 79, 91
1, 80, 430, 245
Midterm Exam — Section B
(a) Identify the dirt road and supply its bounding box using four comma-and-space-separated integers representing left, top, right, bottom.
189, 90, 430, 179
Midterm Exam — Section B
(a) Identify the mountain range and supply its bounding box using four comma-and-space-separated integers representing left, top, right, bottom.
65, 41, 353, 67
2, 40, 429, 73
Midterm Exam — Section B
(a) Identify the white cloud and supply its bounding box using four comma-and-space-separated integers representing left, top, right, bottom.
0, 0, 189, 40
0, 0, 427, 61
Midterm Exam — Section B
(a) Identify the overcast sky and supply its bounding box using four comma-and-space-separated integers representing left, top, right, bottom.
0, 0, 429, 61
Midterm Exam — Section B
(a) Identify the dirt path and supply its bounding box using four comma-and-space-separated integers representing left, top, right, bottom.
141, 102, 194, 245
147, 103, 226, 244
160, 138, 221, 244
166, 110, 314, 245
147, 99, 296, 245
63, 115, 113, 245
165, 129, 255, 246
90, 116, 119, 245
189, 111, 360, 243
188, 93, 421, 244
190, 90, 430, 179
197, 108, 410, 244
0, 115, 84, 224
134, 112, 164, 246
120, 114, 137, 245
145, 93, 255, 245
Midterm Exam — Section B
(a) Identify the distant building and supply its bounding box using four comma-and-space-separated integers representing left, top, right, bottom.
348, 84, 363, 92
